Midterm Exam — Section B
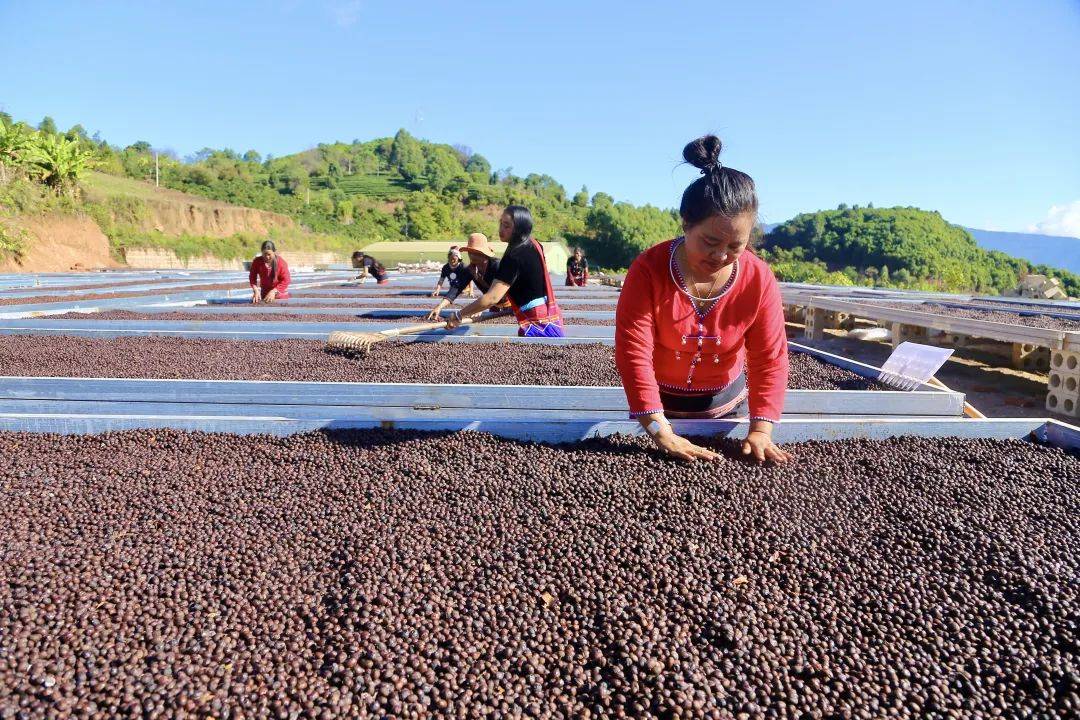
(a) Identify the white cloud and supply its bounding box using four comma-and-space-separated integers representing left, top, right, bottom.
1028, 200, 1080, 239
329, 0, 361, 27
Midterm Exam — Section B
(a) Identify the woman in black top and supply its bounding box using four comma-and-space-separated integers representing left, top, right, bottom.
425, 246, 472, 320
352, 251, 388, 284
447, 207, 564, 337
566, 247, 589, 286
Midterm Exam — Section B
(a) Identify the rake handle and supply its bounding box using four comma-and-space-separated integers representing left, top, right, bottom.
383, 310, 511, 338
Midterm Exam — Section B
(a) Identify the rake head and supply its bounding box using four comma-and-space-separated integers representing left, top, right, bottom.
326, 331, 388, 358
878, 370, 923, 391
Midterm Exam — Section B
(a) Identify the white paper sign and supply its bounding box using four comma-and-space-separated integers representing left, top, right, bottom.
878, 342, 954, 391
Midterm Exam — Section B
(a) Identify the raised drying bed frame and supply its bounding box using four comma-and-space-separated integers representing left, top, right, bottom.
794, 296, 1080, 418
0, 413, 1074, 454
0, 340, 966, 420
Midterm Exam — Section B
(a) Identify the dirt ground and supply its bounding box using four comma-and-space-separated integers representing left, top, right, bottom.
788, 323, 1075, 424
0, 214, 121, 273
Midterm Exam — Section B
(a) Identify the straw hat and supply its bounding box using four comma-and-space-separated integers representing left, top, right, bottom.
461, 232, 496, 258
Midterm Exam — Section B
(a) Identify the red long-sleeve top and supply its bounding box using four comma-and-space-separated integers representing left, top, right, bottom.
249, 255, 291, 300
615, 239, 789, 423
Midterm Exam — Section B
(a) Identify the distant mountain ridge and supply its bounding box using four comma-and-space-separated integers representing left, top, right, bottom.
962, 227, 1079, 274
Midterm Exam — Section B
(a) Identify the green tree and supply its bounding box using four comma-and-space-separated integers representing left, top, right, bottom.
27, 133, 95, 195
38, 116, 58, 135
465, 153, 491, 183
270, 160, 307, 195
425, 146, 467, 193
573, 185, 589, 207
389, 129, 425, 183
585, 202, 680, 266
243, 149, 262, 163
591, 191, 614, 209
402, 191, 459, 239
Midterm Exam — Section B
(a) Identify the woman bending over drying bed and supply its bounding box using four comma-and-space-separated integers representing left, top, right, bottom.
447, 206, 563, 337
426, 236, 504, 321
249, 240, 291, 304
615, 135, 790, 464
352, 251, 389, 285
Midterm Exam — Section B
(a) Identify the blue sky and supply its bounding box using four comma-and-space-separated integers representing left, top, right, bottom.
2, 0, 1078, 236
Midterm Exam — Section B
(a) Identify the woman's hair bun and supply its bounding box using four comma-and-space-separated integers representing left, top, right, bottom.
682, 135, 723, 171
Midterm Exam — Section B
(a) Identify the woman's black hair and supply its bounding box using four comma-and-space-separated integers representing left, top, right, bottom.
261, 239, 276, 252
502, 205, 534, 247
573, 246, 585, 256
679, 135, 758, 227
351, 250, 365, 260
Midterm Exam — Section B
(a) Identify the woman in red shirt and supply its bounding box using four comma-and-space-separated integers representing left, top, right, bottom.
615, 135, 790, 464
249, 240, 291, 303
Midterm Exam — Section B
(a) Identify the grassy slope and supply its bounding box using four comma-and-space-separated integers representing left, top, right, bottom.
79, 172, 368, 262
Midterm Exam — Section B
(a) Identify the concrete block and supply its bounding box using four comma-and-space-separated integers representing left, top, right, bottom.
1011, 343, 1051, 372
784, 305, 806, 323
1046, 386, 1080, 417
804, 307, 826, 341
823, 311, 852, 330
1049, 371, 1080, 395
891, 322, 927, 348
1050, 350, 1080, 376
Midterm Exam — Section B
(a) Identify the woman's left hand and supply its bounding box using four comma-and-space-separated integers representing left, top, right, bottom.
264, 288, 278, 303
741, 430, 791, 463
445, 311, 462, 329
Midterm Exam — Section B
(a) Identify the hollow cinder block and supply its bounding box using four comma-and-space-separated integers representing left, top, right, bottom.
804, 307, 826, 340
1046, 387, 1080, 417
1050, 350, 1080, 376
1011, 343, 1051, 373
1049, 371, 1080, 394
935, 332, 972, 347
891, 322, 927, 348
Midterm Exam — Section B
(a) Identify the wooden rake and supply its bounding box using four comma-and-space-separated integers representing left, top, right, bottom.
326, 309, 513, 358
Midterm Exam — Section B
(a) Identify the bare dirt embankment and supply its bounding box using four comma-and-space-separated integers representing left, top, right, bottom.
2, 174, 297, 272
0, 214, 120, 273
130, 193, 293, 237
83, 172, 294, 238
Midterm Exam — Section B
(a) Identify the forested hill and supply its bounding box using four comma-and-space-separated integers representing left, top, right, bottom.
760, 206, 1080, 296
89, 127, 682, 269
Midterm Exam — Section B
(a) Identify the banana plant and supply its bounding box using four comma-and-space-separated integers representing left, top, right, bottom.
26, 133, 95, 196
0, 121, 33, 183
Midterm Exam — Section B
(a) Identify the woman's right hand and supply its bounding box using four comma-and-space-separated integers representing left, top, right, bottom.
651, 428, 720, 462
251, 290, 261, 305
430, 288, 441, 297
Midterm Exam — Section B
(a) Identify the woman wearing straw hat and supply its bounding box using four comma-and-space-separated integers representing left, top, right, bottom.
425, 244, 489, 321
448, 208, 563, 337
459, 232, 501, 294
